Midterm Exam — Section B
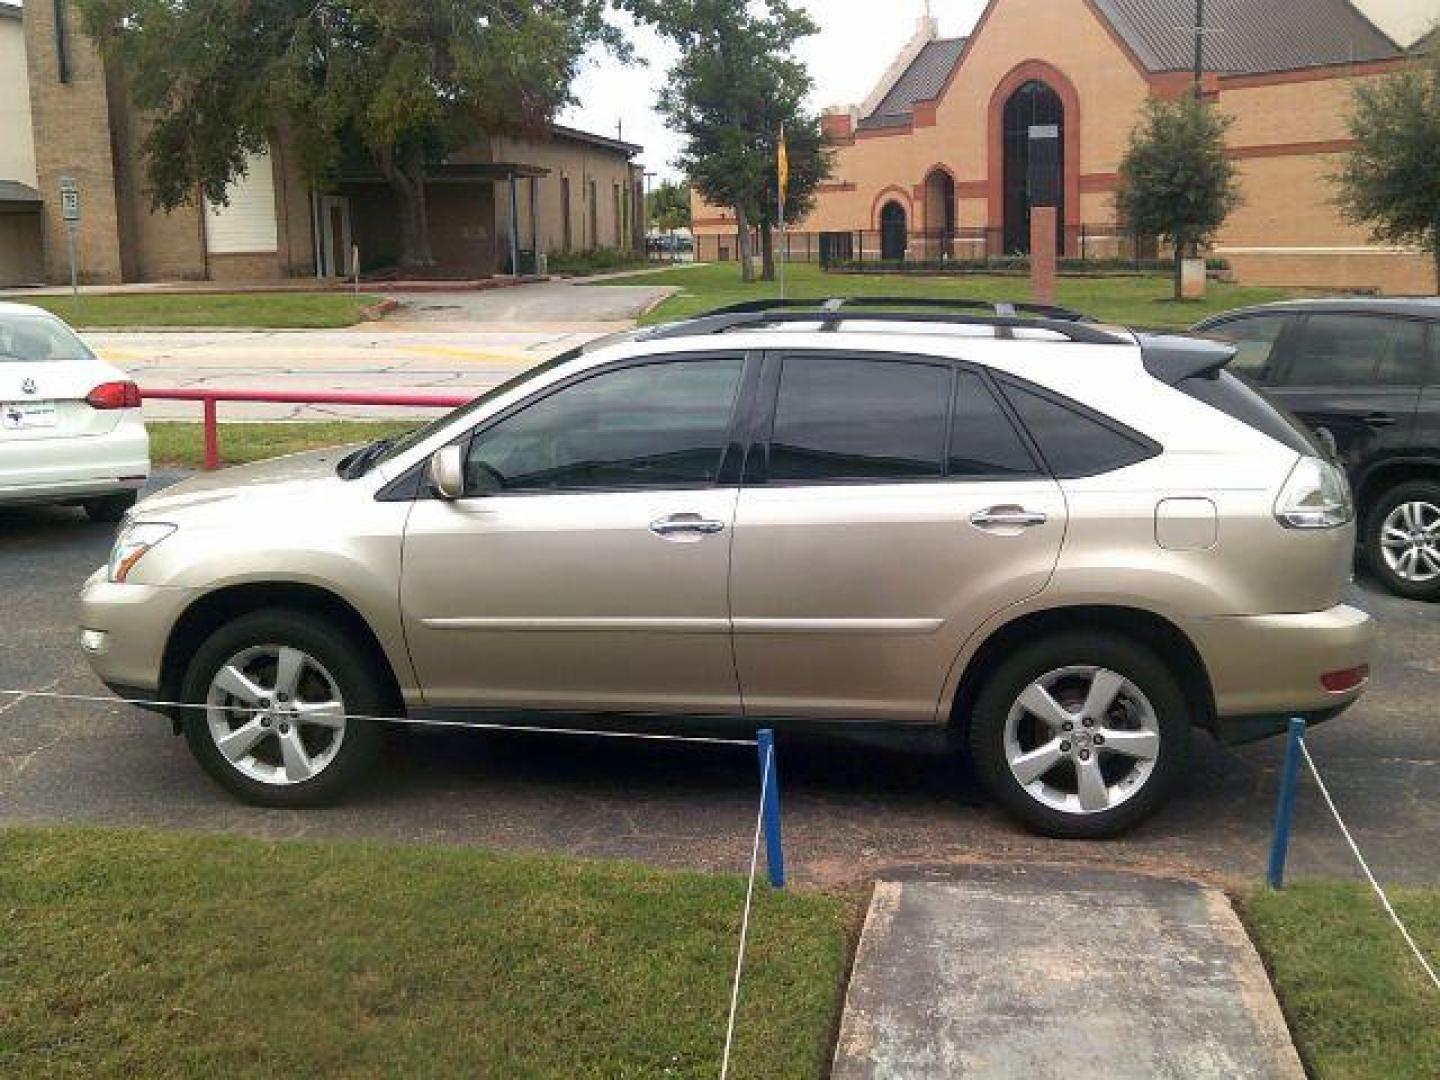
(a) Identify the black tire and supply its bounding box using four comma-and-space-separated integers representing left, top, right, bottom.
1362, 479, 1440, 601
83, 489, 138, 523
967, 632, 1191, 839
180, 609, 389, 807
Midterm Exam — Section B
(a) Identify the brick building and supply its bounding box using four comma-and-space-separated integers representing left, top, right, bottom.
0, 0, 645, 287
692, 0, 1440, 293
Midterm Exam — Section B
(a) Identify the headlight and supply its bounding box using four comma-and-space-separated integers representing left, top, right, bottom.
1274, 456, 1353, 529
108, 522, 176, 583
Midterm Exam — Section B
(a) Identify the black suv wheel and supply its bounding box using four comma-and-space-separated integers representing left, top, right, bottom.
1364, 479, 1440, 601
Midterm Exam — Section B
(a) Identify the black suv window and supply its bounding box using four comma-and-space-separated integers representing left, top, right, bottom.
1000, 381, 1156, 478
464, 357, 744, 493
768, 355, 949, 481
1284, 313, 1429, 387
949, 369, 1039, 477
1202, 314, 1290, 383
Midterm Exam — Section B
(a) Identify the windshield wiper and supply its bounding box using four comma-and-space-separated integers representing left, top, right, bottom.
339, 436, 398, 480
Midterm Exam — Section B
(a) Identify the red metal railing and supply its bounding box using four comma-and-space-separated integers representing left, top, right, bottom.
140, 388, 473, 470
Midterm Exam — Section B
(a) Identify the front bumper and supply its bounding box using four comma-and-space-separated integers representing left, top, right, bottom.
1183, 603, 1375, 725
78, 567, 197, 696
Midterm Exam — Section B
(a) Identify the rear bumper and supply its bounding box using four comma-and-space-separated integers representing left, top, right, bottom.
0, 419, 149, 505
1183, 603, 1375, 723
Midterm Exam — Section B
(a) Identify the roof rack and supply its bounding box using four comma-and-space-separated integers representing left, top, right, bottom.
641, 296, 1131, 345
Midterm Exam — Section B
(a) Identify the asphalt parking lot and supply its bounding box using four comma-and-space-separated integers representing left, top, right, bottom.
2, 474, 1436, 888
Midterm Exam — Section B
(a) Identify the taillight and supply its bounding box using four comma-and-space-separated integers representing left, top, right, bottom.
1321, 665, 1369, 693
86, 381, 142, 410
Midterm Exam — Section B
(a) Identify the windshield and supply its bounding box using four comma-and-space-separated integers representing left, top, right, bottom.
360, 346, 588, 474
0, 312, 96, 363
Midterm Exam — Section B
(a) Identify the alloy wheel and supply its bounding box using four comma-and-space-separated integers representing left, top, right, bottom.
205, 644, 347, 785
1379, 500, 1440, 584
1003, 665, 1161, 815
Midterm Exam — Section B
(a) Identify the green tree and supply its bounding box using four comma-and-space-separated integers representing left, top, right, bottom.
753, 115, 831, 280
75, 0, 623, 269
1336, 49, 1440, 291
1114, 96, 1241, 299
647, 178, 692, 232
624, 0, 828, 282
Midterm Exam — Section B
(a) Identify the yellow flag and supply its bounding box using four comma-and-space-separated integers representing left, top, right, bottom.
777, 128, 789, 211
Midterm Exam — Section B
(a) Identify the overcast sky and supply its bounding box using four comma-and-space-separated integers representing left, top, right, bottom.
561, 0, 989, 182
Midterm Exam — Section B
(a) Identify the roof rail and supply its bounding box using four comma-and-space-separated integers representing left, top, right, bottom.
641, 296, 1129, 345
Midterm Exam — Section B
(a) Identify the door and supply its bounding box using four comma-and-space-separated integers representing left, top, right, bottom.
1268, 313, 1426, 474
730, 353, 1067, 723
318, 195, 352, 278
400, 354, 750, 714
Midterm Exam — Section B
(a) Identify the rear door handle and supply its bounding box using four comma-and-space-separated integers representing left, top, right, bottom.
1363, 412, 1397, 429
650, 513, 726, 538
970, 506, 1048, 530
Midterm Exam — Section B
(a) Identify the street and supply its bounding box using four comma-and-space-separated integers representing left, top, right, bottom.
2, 476, 1436, 889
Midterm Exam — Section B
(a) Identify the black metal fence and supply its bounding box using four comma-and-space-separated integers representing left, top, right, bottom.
694, 225, 1165, 272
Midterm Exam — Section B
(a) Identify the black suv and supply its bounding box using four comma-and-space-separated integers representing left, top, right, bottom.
1194, 299, 1440, 600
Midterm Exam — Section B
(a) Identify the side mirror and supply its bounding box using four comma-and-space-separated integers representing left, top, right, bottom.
429, 444, 466, 500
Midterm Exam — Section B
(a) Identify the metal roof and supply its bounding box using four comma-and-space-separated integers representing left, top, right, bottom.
1091, 0, 1401, 74
858, 37, 967, 131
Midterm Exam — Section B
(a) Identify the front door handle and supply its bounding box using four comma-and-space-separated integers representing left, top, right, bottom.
970, 505, 1048, 530
650, 513, 726, 538
1363, 412, 1397, 429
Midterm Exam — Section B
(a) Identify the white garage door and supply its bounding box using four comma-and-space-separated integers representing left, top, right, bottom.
204, 149, 278, 254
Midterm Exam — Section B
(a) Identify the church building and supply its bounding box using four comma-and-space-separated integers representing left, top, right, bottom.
692, 0, 1438, 293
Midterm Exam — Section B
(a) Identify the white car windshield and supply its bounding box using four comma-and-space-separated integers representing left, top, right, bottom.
0, 313, 95, 363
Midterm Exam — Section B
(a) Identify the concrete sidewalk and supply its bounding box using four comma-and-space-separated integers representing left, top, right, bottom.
833, 866, 1303, 1080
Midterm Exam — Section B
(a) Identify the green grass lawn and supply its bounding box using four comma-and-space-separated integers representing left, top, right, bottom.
599, 262, 1308, 330
22, 292, 386, 329
148, 420, 419, 468
1, 828, 856, 1079
1241, 883, 1440, 1079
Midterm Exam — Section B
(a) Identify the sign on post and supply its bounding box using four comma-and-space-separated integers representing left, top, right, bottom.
58, 175, 80, 298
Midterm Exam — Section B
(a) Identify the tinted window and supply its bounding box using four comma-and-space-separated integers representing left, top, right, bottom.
1202, 314, 1289, 383
1286, 314, 1428, 387
464, 357, 743, 493
768, 355, 948, 481
949, 370, 1038, 477
1001, 382, 1155, 478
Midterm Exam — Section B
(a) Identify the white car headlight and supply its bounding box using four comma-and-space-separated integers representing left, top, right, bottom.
1274, 456, 1353, 529
108, 522, 176, 583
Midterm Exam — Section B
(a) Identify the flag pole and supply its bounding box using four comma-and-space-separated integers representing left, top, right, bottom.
777, 125, 787, 301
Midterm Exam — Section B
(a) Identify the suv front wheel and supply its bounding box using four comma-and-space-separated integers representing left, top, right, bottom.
968, 633, 1191, 838
1364, 480, 1440, 601
180, 609, 387, 806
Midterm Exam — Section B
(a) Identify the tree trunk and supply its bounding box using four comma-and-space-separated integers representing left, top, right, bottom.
1172, 242, 1184, 301
1432, 238, 1440, 296
376, 142, 437, 270
734, 203, 755, 283
759, 221, 776, 282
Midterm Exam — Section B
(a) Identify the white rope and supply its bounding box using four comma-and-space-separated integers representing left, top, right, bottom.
719, 742, 771, 1080
1298, 739, 1440, 992
0, 687, 758, 748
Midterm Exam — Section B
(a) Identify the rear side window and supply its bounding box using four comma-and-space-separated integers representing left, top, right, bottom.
768, 355, 949, 481
949, 370, 1038, 477
1284, 313, 1428, 387
999, 381, 1156, 479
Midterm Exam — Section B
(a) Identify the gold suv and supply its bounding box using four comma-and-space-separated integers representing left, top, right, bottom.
80, 301, 1373, 837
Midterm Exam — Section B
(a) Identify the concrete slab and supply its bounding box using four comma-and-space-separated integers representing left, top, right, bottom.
833, 867, 1303, 1080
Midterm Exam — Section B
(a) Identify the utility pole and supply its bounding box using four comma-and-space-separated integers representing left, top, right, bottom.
1192, 0, 1206, 100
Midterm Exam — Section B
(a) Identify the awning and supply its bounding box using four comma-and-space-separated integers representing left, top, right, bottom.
337, 163, 550, 184
0, 181, 42, 211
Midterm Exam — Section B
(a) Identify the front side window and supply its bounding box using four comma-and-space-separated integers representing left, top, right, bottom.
767, 355, 949, 481
1202, 314, 1290, 383
1284, 314, 1425, 387
463, 357, 744, 494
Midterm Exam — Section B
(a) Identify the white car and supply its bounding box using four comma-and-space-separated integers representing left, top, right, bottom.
0, 302, 149, 522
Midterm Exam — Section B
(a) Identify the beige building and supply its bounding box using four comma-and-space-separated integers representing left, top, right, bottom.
5, 0, 644, 286
693, 0, 1439, 293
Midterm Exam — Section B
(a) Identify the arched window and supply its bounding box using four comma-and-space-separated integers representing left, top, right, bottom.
880, 201, 908, 261
1002, 80, 1065, 255
923, 169, 957, 259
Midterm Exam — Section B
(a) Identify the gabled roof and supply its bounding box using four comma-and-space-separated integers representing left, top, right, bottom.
858, 37, 967, 131
1091, 0, 1402, 75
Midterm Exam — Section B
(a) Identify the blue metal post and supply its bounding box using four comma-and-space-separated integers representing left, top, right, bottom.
756, 728, 785, 888
1267, 718, 1307, 889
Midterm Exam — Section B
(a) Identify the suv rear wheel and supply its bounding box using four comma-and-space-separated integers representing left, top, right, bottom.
180, 609, 387, 806
968, 632, 1190, 839
1364, 479, 1440, 601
